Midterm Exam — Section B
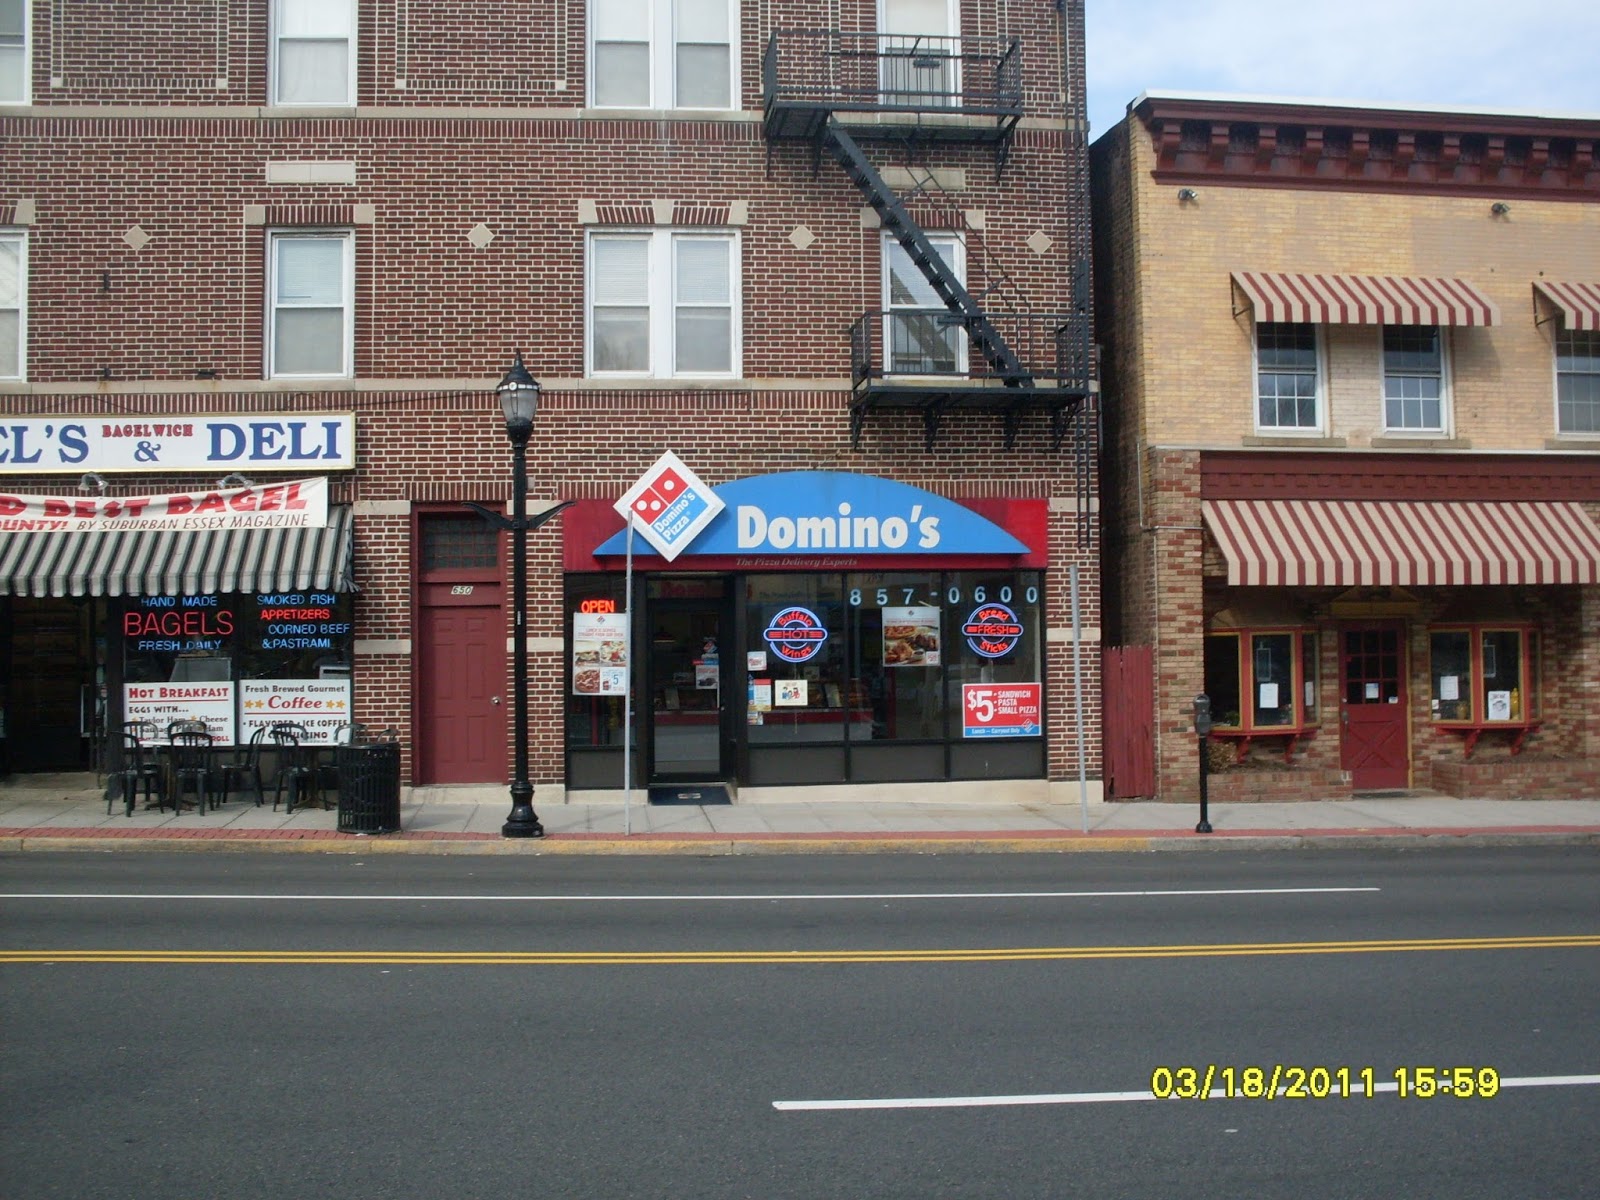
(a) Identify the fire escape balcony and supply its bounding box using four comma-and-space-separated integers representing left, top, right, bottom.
763, 29, 1023, 146
849, 310, 1093, 451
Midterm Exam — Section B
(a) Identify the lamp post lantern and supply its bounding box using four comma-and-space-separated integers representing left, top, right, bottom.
465, 350, 575, 838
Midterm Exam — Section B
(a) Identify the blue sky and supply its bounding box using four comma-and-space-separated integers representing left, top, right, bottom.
1084, 0, 1599, 139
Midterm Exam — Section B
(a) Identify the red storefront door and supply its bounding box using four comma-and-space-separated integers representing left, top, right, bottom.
1339, 625, 1409, 790
417, 597, 503, 784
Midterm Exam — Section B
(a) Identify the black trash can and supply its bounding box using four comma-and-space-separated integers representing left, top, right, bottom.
335, 741, 402, 834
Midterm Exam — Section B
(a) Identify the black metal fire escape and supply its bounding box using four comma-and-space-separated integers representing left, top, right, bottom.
762, 29, 1093, 456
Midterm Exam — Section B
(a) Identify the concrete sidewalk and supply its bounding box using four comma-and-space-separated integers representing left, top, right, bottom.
2, 773, 1598, 855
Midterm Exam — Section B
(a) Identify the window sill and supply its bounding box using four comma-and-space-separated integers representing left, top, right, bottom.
1436, 721, 1540, 757
1369, 436, 1471, 449
1208, 727, 1316, 764
1241, 435, 1346, 448
1545, 437, 1600, 451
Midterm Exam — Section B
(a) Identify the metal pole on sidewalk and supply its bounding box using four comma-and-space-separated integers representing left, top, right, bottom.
1071, 564, 1088, 833
623, 516, 635, 837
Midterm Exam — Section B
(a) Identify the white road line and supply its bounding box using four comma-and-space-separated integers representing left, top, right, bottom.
773, 1075, 1600, 1111
0, 886, 1380, 903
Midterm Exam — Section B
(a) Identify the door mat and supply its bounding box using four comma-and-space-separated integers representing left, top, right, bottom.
648, 784, 733, 805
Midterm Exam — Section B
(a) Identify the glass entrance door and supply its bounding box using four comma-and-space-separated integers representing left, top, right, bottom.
647, 598, 727, 781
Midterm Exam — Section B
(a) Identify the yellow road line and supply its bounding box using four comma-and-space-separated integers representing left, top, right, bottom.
1, 934, 1597, 966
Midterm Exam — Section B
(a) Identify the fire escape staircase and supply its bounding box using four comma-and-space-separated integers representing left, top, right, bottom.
762, 29, 1093, 454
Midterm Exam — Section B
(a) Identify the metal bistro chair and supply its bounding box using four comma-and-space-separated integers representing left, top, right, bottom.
216, 726, 269, 807
270, 724, 326, 814
168, 728, 218, 814
106, 724, 162, 817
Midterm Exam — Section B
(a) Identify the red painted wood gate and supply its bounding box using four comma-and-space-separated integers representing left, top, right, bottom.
1102, 645, 1156, 798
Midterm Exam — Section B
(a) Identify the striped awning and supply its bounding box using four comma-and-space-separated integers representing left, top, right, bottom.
0, 506, 355, 598
1201, 499, 1600, 587
1532, 280, 1600, 332
1231, 272, 1500, 327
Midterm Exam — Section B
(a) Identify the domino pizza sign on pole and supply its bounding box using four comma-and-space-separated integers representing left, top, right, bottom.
612, 451, 725, 562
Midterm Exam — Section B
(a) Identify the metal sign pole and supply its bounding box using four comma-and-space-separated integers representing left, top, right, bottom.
1071, 563, 1089, 833
623, 516, 635, 836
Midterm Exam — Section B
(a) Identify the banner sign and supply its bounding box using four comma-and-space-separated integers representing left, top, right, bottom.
763, 605, 830, 663
124, 682, 238, 745
240, 679, 353, 744
0, 414, 355, 473
961, 682, 1042, 739
596, 472, 1031, 559
572, 611, 629, 696
0, 478, 328, 533
613, 451, 725, 561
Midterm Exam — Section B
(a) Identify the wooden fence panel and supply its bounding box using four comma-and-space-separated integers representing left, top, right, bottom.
1102, 645, 1155, 799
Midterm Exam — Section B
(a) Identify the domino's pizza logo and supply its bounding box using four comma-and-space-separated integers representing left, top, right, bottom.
614, 451, 725, 562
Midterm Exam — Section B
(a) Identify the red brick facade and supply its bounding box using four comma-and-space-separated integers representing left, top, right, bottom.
1, 2, 1101, 801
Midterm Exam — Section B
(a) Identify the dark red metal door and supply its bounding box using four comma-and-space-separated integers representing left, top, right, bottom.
417, 600, 502, 784
1339, 625, 1408, 790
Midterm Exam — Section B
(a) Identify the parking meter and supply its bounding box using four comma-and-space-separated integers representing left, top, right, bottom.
1192, 694, 1213, 833
1193, 693, 1213, 737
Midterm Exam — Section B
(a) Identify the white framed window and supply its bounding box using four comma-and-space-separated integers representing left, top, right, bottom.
879, 0, 960, 107
272, 0, 355, 106
1556, 329, 1600, 435
268, 232, 353, 378
0, 0, 28, 104
883, 232, 966, 375
587, 230, 739, 378
589, 0, 735, 109
1254, 322, 1323, 432
0, 230, 24, 380
1382, 325, 1449, 433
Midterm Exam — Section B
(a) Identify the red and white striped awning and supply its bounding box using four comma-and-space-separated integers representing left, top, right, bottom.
1532, 280, 1600, 332
1201, 499, 1600, 587
1231, 272, 1500, 327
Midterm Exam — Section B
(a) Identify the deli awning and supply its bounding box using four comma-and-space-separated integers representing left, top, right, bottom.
0, 505, 356, 598
1230, 272, 1500, 327
1201, 499, 1600, 587
1532, 280, 1600, 332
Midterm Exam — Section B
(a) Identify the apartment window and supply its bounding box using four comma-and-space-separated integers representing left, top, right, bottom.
268, 232, 353, 378
1255, 322, 1321, 431
0, 230, 22, 379
590, 0, 734, 109
1556, 329, 1600, 435
273, 0, 355, 106
1383, 325, 1447, 432
1204, 629, 1318, 732
0, 0, 27, 104
588, 230, 738, 377
884, 233, 965, 375
1429, 626, 1539, 724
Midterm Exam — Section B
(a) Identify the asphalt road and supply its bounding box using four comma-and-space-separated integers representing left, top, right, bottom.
2, 847, 1597, 1199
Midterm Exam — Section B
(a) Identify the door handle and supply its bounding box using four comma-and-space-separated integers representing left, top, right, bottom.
491, 696, 501, 706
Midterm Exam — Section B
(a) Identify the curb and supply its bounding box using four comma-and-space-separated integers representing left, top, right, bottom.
2, 829, 1597, 856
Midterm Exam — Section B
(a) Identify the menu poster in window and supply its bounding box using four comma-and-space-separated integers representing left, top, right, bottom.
882, 605, 940, 667
749, 678, 772, 712
124, 682, 237, 745
1439, 675, 1460, 701
239, 679, 352, 743
573, 612, 629, 696
775, 679, 808, 707
695, 664, 719, 690
1487, 690, 1512, 721
1258, 682, 1279, 709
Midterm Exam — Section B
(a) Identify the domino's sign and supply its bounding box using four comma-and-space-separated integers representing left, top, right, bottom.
613, 451, 725, 561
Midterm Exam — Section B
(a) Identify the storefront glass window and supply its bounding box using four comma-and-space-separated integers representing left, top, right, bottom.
565, 574, 630, 750
1481, 629, 1523, 722
1429, 630, 1472, 721
846, 572, 943, 741
941, 571, 1043, 740
746, 574, 847, 744
1205, 628, 1316, 732
1251, 633, 1294, 727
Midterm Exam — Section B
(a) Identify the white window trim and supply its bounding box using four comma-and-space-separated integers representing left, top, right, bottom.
585, 228, 742, 379
0, 0, 30, 106
267, 230, 354, 380
1252, 321, 1327, 436
881, 231, 968, 376
587, 0, 739, 111
1379, 324, 1453, 437
270, 0, 357, 107
1553, 326, 1600, 438
0, 229, 24, 381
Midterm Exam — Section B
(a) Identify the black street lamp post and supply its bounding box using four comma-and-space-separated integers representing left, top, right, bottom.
466, 351, 574, 839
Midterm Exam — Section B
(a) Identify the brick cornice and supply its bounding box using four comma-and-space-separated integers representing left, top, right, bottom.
1134, 96, 1600, 202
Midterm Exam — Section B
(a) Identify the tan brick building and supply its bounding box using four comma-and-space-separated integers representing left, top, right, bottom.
1092, 93, 1600, 803
0, 1, 1100, 812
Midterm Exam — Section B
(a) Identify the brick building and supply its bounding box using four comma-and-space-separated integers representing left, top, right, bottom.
0, 1, 1100, 808
1092, 92, 1600, 803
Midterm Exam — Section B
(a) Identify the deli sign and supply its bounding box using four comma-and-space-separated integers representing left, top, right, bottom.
0, 477, 329, 532
0, 413, 355, 473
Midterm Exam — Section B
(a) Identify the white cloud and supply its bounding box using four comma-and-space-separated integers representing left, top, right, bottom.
1086, 0, 1599, 137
